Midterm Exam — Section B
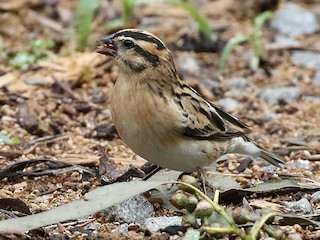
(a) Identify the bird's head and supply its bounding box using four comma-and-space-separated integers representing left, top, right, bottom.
96, 29, 175, 74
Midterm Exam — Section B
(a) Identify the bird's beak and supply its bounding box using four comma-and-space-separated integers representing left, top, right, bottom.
96, 34, 116, 57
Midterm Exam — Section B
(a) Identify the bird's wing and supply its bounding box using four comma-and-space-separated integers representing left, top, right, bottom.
174, 83, 249, 140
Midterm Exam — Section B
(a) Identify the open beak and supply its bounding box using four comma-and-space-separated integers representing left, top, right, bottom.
96, 35, 116, 57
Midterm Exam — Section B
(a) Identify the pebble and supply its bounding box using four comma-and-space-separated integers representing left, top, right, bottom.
310, 191, 320, 203
144, 216, 182, 233
106, 195, 154, 224
273, 35, 301, 47
312, 72, 320, 86
24, 77, 51, 86
260, 113, 279, 122
284, 198, 313, 214
112, 223, 129, 234
291, 51, 320, 69
177, 56, 200, 74
271, 3, 319, 35
219, 98, 239, 111
227, 77, 252, 90
287, 159, 313, 171
260, 87, 301, 104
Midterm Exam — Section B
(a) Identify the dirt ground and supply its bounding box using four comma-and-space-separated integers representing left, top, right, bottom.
0, 0, 320, 239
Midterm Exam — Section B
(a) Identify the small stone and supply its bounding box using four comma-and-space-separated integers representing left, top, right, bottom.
271, 3, 319, 35
260, 87, 301, 104
261, 113, 279, 122
287, 159, 313, 171
284, 198, 313, 214
312, 72, 320, 86
219, 98, 239, 111
112, 223, 129, 234
25, 77, 51, 86
177, 56, 200, 74
310, 191, 320, 203
227, 77, 252, 90
107, 195, 153, 224
287, 233, 304, 240
291, 51, 320, 69
273, 35, 301, 48
144, 216, 182, 233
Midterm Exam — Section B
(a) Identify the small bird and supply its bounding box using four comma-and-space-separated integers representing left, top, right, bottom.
96, 29, 284, 173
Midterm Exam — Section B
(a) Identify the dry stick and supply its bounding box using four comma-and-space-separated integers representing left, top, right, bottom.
21, 134, 70, 149
51, 75, 79, 100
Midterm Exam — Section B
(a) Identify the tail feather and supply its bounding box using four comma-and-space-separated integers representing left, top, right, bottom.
230, 137, 285, 167
258, 149, 285, 167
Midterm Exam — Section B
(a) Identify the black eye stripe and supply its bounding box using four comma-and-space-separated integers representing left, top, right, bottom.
114, 31, 166, 50
132, 45, 160, 67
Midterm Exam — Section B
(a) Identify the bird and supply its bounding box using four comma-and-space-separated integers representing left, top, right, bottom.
95, 29, 284, 173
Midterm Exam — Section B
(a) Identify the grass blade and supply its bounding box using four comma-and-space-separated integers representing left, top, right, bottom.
76, 0, 101, 51
219, 35, 248, 71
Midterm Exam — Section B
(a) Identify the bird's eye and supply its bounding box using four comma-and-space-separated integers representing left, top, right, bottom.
123, 39, 134, 48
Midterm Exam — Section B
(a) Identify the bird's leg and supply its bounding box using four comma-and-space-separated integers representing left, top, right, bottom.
197, 169, 208, 196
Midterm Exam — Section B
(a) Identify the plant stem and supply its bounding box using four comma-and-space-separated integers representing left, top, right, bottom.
249, 212, 277, 240
176, 181, 246, 238
201, 226, 236, 234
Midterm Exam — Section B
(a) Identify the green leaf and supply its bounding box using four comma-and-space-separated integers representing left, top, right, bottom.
167, 0, 211, 38
183, 229, 201, 240
0, 132, 19, 145
123, 0, 135, 24
218, 35, 248, 71
76, 0, 101, 51
251, 11, 274, 71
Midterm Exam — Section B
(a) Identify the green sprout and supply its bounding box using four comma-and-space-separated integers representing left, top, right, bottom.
75, 0, 101, 51
219, 11, 274, 72
171, 175, 284, 240
8, 39, 54, 70
0, 132, 19, 145
107, 0, 211, 38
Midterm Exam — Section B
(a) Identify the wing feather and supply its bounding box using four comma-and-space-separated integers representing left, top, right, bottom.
174, 83, 249, 140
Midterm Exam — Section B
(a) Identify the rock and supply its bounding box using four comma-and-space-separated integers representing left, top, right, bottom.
260, 87, 301, 104
219, 98, 239, 111
271, 3, 319, 35
144, 216, 182, 233
261, 113, 279, 122
273, 35, 301, 48
17, 102, 39, 134
227, 77, 252, 90
284, 198, 313, 214
25, 77, 51, 86
287, 159, 313, 171
311, 191, 320, 203
177, 56, 200, 74
312, 72, 320, 86
291, 51, 320, 69
112, 223, 129, 234
107, 195, 153, 224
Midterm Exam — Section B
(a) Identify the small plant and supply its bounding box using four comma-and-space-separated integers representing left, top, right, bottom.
8, 39, 54, 70
0, 132, 19, 145
107, 0, 211, 38
219, 11, 274, 72
171, 175, 285, 240
106, 0, 135, 30
75, 0, 101, 51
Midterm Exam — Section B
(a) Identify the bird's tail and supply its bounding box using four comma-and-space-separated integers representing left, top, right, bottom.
258, 148, 285, 167
230, 136, 285, 167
